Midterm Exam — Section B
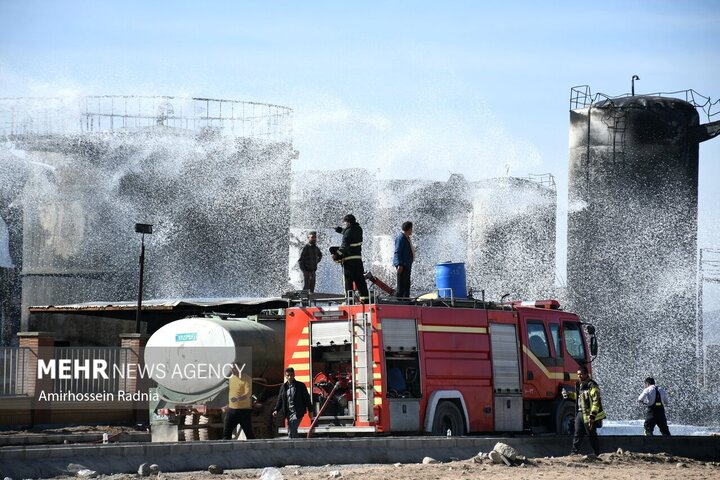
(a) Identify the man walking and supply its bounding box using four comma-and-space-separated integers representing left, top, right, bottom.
393, 221, 415, 298
273, 367, 314, 438
298, 231, 322, 293
222, 363, 254, 440
563, 366, 605, 456
638, 376, 671, 436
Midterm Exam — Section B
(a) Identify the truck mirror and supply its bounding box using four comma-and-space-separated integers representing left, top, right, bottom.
590, 336, 598, 356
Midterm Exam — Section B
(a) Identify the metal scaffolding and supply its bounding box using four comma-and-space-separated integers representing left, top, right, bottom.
0, 95, 293, 143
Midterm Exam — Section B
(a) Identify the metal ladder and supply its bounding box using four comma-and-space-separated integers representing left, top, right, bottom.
353, 309, 373, 423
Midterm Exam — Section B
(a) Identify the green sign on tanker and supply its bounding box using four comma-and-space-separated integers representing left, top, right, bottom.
175, 333, 197, 342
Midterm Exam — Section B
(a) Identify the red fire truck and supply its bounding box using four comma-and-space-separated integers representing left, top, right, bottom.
283, 297, 597, 436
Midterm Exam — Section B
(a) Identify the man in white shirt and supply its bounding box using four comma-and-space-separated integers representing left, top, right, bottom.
638, 376, 671, 436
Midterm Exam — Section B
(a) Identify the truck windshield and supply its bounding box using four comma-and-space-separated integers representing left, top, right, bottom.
563, 322, 587, 363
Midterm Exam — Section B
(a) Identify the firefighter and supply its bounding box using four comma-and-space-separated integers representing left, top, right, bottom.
331, 214, 369, 301
298, 231, 322, 293
563, 365, 605, 456
638, 376, 671, 436
393, 221, 415, 298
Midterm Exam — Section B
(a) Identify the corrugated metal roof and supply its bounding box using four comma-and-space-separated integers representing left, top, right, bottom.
28, 297, 288, 312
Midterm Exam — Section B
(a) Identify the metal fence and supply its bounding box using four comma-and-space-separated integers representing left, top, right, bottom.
570, 85, 719, 120
0, 95, 293, 143
52, 347, 134, 395
0, 347, 30, 396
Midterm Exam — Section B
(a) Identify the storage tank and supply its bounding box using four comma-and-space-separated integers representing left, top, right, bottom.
0, 147, 29, 345
290, 172, 556, 300
372, 175, 472, 296
0, 96, 295, 342
567, 90, 720, 422
466, 176, 557, 303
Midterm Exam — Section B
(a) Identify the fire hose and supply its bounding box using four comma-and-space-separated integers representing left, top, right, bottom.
364, 271, 395, 296
306, 381, 341, 439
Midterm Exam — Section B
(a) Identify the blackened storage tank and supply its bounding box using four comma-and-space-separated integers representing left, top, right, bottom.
567, 92, 720, 422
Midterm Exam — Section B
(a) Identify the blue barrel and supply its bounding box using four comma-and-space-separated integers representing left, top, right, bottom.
435, 262, 467, 298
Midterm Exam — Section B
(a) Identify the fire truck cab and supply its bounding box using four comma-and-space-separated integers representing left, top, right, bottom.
283, 297, 596, 436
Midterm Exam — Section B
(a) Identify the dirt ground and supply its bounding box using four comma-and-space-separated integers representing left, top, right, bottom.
51, 451, 720, 480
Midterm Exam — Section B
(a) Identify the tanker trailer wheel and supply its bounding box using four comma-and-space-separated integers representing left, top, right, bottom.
431, 401, 465, 436
556, 401, 576, 435
251, 394, 279, 439
199, 414, 221, 440
183, 413, 199, 441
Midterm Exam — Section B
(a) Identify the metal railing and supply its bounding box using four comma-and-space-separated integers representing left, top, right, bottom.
526, 173, 556, 191
52, 347, 134, 395
570, 85, 719, 121
0, 347, 30, 396
0, 95, 293, 142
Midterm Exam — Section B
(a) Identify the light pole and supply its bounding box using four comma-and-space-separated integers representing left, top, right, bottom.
631, 75, 640, 96
135, 223, 153, 334
698, 248, 720, 387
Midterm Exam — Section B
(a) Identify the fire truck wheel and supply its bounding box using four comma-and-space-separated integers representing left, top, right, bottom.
431, 401, 465, 436
556, 401, 576, 435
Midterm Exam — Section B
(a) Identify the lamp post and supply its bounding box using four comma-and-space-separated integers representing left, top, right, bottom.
698, 248, 720, 387
135, 223, 153, 334
631, 75, 640, 96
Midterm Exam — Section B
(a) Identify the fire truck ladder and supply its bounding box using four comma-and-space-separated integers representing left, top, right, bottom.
353, 309, 374, 424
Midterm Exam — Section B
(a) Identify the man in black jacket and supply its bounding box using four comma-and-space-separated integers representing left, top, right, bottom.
273, 367, 314, 438
298, 231, 322, 293
331, 214, 369, 301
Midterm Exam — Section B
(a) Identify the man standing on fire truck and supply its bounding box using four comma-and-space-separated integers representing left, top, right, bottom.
393, 221, 415, 298
563, 366, 606, 456
298, 231, 322, 293
331, 214, 369, 301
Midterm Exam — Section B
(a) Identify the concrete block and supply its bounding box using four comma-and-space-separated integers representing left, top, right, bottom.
47, 446, 76, 458
189, 442, 212, 454
121, 444, 146, 458
419, 437, 444, 450
356, 437, 377, 446
0, 448, 25, 462
255, 439, 278, 449
292, 439, 315, 449
384, 437, 408, 450
454, 437, 479, 448
211, 441, 235, 452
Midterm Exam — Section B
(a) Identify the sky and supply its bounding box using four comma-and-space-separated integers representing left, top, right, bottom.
1, 0, 719, 308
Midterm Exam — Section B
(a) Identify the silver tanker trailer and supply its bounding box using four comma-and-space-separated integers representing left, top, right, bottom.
145, 311, 285, 442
